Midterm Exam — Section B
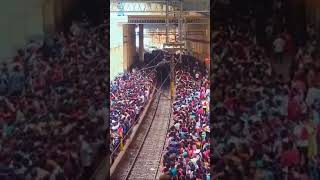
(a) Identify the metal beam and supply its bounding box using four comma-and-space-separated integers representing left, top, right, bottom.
127, 18, 208, 24
135, 31, 206, 34
111, 0, 180, 2
165, 0, 169, 43
110, 1, 173, 13
110, 10, 210, 13
110, 1, 209, 13
122, 22, 209, 25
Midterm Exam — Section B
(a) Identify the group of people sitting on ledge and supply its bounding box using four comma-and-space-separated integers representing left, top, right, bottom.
109, 69, 156, 154
211, 16, 320, 179
0, 16, 107, 180
160, 56, 210, 180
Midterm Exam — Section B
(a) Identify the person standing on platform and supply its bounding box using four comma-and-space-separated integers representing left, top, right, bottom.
273, 34, 286, 64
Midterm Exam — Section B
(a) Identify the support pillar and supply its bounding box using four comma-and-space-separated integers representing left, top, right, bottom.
139, 24, 144, 62
123, 24, 136, 72
205, 23, 210, 69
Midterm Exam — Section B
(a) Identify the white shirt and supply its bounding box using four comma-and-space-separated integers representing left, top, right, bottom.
306, 87, 320, 107
174, 122, 180, 130
145, 90, 149, 98
206, 89, 210, 97
195, 73, 199, 79
81, 140, 93, 167
50, 166, 63, 180
274, 95, 288, 116
273, 37, 286, 53
35, 167, 50, 180
293, 124, 308, 147
16, 110, 26, 122
140, 95, 145, 103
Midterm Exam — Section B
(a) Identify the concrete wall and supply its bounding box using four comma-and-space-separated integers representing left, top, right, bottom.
186, 22, 210, 68
0, 0, 44, 61
0, 0, 77, 62
123, 24, 137, 72
110, 46, 124, 80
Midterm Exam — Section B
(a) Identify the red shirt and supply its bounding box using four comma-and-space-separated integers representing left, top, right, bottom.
117, 127, 123, 137
234, 43, 247, 60
283, 33, 295, 56
70, 110, 84, 120
202, 101, 208, 108
34, 77, 46, 91
188, 149, 194, 157
281, 149, 300, 167
52, 68, 64, 82
200, 91, 205, 99
287, 98, 301, 121
224, 98, 235, 110
203, 150, 210, 159
0, 111, 14, 124
292, 80, 306, 94
0, 112, 10, 123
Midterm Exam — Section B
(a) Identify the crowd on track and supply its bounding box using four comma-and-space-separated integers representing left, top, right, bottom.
212, 14, 320, 180
160, 55, 210, 180
0, 16, 107, 180
109, 69, 156, 153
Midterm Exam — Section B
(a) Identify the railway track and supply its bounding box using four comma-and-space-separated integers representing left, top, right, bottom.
112, 85, 171, 180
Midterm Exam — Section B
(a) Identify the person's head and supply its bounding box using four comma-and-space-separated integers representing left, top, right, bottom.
13, 65, 20, 72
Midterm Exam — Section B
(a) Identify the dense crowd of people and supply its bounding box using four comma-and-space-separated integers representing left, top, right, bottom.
212, 15, 320, 180
160, 56, 210, 179
110, 69, 156, 154
0, 16, 107, 179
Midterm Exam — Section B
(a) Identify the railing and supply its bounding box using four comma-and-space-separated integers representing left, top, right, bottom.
110, 0, 209, 13
110, 1, 176, 13
126, 18, 209, 25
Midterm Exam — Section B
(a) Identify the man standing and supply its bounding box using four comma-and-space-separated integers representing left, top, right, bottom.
80, 136, 93, 179
273, 34, 286, 64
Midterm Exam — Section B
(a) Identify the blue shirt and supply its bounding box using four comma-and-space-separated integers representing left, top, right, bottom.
170, 167, 177, 176
206, 175, 210, 180
9, 72, 25, 91
0, 74, 8, 88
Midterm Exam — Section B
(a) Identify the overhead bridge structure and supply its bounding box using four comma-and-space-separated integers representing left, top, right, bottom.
127, 16, 209, 25
109, 0, 210, 74
110, 0, 209, 14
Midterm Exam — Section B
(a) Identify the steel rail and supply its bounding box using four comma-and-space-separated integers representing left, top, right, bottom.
123, 74, 169, 180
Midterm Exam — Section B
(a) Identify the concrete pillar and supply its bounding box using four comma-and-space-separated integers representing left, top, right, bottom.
139, 24, 144, 62
123, 24, 136, 72
55, 0, 66, 32
205, 23, 210, 69
43, 0, 55, 34
123, 24, 129, 72
185, 23, 210, 67
287, 0, 306, 43
305, 0, 320, 32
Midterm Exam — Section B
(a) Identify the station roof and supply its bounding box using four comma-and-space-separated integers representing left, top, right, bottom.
110, 0, 209, 16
